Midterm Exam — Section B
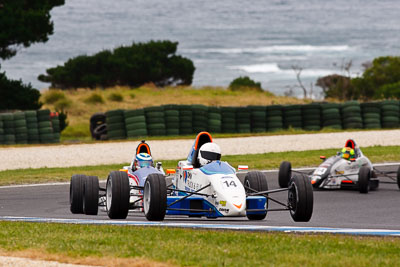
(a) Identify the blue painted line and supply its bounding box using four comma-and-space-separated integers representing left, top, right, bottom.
1, 216, 400, 237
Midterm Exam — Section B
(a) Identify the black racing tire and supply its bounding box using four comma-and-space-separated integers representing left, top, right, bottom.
288, 175, 313, 222
278, 161, 292, 188
358, 166, 371, 194
106, 171, 130, 219
244, 171, 268, 220
83, 176, 99, 215
70, 174, 86, 214
397, 166, 400, 190
143, 173, 167, 221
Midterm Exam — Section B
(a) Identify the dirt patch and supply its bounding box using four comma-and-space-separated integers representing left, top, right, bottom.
0, 249, 175, 267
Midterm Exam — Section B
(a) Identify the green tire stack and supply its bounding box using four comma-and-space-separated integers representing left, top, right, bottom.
266, 105, 283, 131
124, 109, 147, 138
321, 103, 342, 129
302, 103, 321, 131
192, 104, 208, 133
25, 110, 40, 144
221, 107, 236, 133
106, 109, 126, 140
341, 101, 363, 129
0, 115, 4, 144
283, 105, 302, 129
249, 106, 267, 133
1, 113, 15, 145
361, 102, 381, 129
380, 100, 399, 128
14, 112, 28, 144
51, 113, 61, 143
163, 105, 180, 136
236, 107, 251, 133
37, 109, 54, 144
179, 105, 193, 135
207, 106, 222, 133
145, 106, 166, 136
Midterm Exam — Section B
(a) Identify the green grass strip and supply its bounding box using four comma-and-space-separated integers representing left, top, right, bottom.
0, 146, 398, 186
0, 222, 399, 266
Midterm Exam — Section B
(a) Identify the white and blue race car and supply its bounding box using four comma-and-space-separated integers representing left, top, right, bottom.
70, 132, 313, 222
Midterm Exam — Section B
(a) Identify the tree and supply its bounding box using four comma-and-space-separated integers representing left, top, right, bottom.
38, 40, 195, 89
0, 0, 64, 110
0, 0, 65, 60
0, 72, 42, 110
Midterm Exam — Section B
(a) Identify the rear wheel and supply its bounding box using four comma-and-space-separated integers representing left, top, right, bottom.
358, 166, 371, 194
70, 174, 86, 214
278, 161, 292, 188
244, 171, 268, 220
83, 176, 99, 215
288, 175, 313, 222
143, 174, 167, 221
106, 171, 130, 219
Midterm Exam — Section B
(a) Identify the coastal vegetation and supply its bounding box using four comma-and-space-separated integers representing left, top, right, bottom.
317, 56, 400, 100
0, 0, 64, 111
229, 76, 263, 92
38, 41, 195, 89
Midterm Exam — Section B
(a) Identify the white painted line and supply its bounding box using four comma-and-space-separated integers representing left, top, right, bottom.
1, 216, 400, 237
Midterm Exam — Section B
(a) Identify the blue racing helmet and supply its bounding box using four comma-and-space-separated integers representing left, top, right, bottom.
134, 153, 153, 169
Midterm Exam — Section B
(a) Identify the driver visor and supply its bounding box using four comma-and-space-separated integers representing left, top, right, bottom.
200, 151, 221, 161
139, 160, 152, 168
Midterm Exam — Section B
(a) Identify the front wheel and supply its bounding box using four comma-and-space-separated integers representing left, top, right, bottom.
288, 175, 313, 222
244, 171, 268, 220
106, 171, 130, 219
358, 166, 371, 194
70, 174, 86, 214
143, 174, 167, 221
83, 176, 99, 215
279, 161, 292, 188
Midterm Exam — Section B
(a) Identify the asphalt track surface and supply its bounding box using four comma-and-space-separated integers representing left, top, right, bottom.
0, 165, 399, 232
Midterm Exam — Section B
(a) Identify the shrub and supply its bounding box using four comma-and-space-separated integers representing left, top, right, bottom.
54, 98, 72, 111
229, 76, 262, 92
316, 74, 355, 100
58, 111, 68, 132
375, 81, 400, 99
0, 71, 42, 110
108, 92, 123, 102
317, 56, 400, 100
43, 90, 66, 104
38, 40, 195, 89
84, 93, 104, 104
130, 93, 136, 99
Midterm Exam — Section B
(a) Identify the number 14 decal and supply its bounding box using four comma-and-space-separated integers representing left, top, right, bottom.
223, 180, 237, 187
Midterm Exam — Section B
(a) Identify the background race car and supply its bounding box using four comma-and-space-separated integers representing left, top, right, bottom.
70, 132, 314, 222
278, 139, 400, 194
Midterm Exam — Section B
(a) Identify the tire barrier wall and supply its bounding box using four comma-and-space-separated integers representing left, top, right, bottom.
98, 101, 400, 140
0, 109, 61, 145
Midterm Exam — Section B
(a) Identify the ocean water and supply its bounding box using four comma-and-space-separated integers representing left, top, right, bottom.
1, 0, 400, 98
